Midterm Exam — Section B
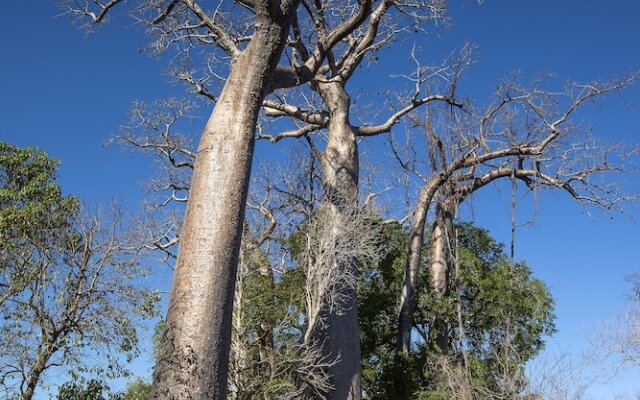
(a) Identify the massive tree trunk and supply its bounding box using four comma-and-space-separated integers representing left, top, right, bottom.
306, 80, 362, 400
152, 22, 293, 399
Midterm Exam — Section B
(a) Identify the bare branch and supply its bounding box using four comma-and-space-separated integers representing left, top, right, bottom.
357, 94, 463, 136
270, 0, 374, 90
60, 0, 125, 25
258, 124, 324, 143
262, 99, 330, 126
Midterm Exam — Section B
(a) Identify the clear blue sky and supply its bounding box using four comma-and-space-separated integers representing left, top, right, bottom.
1, 1, 639, 398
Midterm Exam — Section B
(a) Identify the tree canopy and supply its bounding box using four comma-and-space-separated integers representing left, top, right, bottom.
0, 142, 158, 400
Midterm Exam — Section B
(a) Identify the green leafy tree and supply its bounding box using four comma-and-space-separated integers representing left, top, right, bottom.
358, 223, 556, 399
227, 228, 311, 399
57, 379, 110, 400
0, 142, 78, 305
224, 217, 555, 399
120, 378, 152, 400
56, 377, 151, 400
0, 142, 158, 400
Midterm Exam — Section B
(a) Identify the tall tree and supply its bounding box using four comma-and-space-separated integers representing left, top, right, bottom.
394, 75, 639, 355
357, 222, 556, 399
103, 2, 465, 396
0, 142, 157, 400
252, 30, 469, 400
60, 0, 386, 396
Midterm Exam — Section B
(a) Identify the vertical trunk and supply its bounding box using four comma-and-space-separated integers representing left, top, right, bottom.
152, 23, 291, 399
306, 81, 362, 400
429, 199, 454, 354
229, 223, 275, 398
429, 202, 452, 298
229, 256, 247, 400
396, 180, 440, 354
258, 260, 276, 379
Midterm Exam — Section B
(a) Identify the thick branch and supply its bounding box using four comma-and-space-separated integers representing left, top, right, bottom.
338, 0, 393, 81
258, 124, 324, 143
262, 100, 330, 126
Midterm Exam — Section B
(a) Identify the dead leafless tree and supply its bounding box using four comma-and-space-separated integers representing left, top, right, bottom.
523, 348, 601, 400
589, 305, 640, 376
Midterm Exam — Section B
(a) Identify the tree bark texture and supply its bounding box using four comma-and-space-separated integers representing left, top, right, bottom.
429, 199, 454, 354
307, 81, 362, 400
151, 22, 293, 399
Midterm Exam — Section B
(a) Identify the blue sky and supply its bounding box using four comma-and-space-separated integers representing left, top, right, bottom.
1, 1, 640, 398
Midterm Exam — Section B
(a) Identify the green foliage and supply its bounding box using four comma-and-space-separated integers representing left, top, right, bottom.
358, 222, 413, 398
56, 377, 151, 400
358, 223, 556, 398
227, 237, 308, 399
0, 142, 79, 303
120, 378, 152, 400
57, 379, 110, 400
0, 142, 158, 399
223, 214, 555, 399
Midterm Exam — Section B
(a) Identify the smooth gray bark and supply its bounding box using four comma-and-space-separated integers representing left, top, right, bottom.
151, 21, 294, 399
429, 199, 454, 354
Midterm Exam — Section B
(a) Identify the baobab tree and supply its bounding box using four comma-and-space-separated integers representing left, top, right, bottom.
246, 40, 471, 400
178, 30, 468, 399
67, 0, 467, 397
394, 75, 639, 355
59, 0, 408, 396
